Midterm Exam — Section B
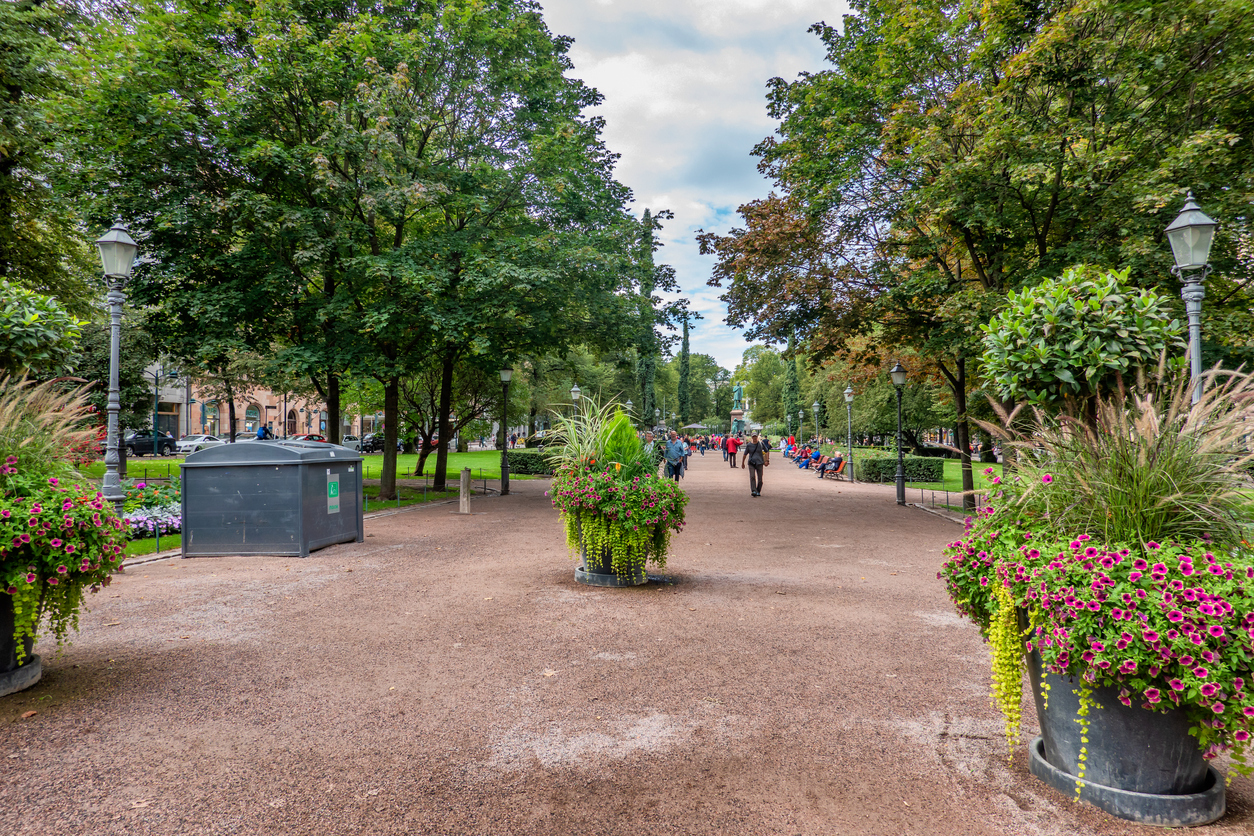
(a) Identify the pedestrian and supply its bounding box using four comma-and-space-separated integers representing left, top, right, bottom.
663, 431, 685, 482
721, 435, 728, 461
726, 434, 742, 467
740, 431, 770, 497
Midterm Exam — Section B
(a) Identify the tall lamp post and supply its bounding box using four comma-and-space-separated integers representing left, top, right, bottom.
499, 368, 512, 496
654, 407, 660, 428
95, 222, 138, 516
890, 361, 907, 506
844, 386, 854, 482
625, 399, 633, 427
570, 383, 581, 416
1164, 191, 1218, 405
812, 401, 820, 442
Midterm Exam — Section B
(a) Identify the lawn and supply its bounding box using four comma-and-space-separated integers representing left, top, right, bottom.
80, 449, 530, 483
125, 533, 181, 556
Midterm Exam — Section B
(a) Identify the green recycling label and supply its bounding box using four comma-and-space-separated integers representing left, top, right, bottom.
328, 474, 340, 514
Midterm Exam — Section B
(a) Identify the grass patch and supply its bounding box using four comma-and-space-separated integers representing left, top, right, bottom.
363, 486, 465, 511
125, 533, 181, 556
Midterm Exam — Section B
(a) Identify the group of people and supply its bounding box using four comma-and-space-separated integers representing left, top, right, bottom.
783, 436, 845, 478
638, 430, 772, 497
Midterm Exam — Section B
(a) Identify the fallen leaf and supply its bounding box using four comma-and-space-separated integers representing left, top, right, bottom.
105, 622, 120, 627
542, 669, 557, 677
483, 597, 493, 600
775, 591, 786, 595
20, 711, 36, 720
346, 569, 353, 573
131, 800, 150, 809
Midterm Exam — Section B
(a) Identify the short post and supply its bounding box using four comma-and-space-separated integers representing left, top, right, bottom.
459, 467, 471, 514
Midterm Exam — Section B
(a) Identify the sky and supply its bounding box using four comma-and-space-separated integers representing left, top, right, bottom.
538, 0, 852, 372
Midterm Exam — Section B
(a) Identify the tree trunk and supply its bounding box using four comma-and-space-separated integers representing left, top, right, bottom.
938, 357, 976, 514
327, 372, 341, 445
226, 380, 237, 441
432, 348, 455, 492
379, 376, 399, 501
528, 405, 537, 436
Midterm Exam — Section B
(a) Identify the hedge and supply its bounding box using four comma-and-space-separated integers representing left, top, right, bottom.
853, 456, 945, 483
506, 450, 553, 476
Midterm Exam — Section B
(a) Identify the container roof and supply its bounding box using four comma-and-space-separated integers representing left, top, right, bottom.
181, 439, 363, 468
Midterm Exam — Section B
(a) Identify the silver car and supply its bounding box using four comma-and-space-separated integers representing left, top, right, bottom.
175, 434, 225, 454
340, 434, 362, 451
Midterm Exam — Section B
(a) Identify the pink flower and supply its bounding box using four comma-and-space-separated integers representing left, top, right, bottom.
1167, 610, 1184, 622
1212, 702, 1225, 714
1041, 474, 1053, 484
1145, 689, 1162, 704
56, 565, 67, 574
1169, 679, 1185, 691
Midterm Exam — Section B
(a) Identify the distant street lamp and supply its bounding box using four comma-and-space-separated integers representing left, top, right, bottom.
94, 221, 138, 516
654, 407, 660, 427
812, 401, 820, 440
798, 408, 804, 442
890, 361, 908, 506
147, 365, 179, 444
499, 368, 512, 496
1164, 191, 1218, 405
844, 386, 854, 482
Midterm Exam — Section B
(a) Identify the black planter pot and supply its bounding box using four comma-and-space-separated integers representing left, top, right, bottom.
0, 594, 41, 698
574, 541, 645, 588
1025, 650, 1224, 826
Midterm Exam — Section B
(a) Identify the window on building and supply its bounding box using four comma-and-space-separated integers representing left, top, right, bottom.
245, 405, 260, 432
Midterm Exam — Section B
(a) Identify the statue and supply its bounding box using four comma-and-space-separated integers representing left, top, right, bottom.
732, 382, 744, 412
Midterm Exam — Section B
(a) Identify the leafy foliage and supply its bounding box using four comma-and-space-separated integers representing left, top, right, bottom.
0, 281, 86, 375
981, 266, 1185, 407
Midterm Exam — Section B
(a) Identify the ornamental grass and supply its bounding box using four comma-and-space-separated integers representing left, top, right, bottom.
941, 368, 1254, 776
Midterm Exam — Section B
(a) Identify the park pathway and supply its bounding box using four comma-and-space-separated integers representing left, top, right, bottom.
1, 451, 1250, 835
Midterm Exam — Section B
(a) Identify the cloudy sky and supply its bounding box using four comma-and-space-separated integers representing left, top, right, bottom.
539, 0, 852, 371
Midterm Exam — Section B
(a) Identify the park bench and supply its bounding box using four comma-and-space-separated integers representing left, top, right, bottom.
819, 459, 848, 480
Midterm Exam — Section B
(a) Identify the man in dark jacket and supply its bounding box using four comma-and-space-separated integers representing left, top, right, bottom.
740, 432, 770, 496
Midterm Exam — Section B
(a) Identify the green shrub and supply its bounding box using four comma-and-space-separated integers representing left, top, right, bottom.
854, 456, 944, 483
506, 450, 552, 475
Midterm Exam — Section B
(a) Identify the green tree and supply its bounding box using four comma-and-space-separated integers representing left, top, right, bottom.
0, 1, 95, 312
676, 315, 691, 425
702, 0, 1254, 510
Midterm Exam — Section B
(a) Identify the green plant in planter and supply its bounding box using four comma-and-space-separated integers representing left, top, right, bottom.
0, 377, 128, 662
941, 371, 1254, 777
547, 398, 687, 580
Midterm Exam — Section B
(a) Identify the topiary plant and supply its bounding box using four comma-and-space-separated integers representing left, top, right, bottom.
981, 265, 1185, 410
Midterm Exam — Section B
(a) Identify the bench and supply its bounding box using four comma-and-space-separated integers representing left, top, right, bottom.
819, 459, 848, 480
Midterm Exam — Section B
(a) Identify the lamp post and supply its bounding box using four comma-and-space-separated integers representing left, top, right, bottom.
812, 401, 820, 441
148, 366, 178, 445
570, 383, 581, 416
844, 386, 854, 482
94, 222, 138, 516
1164, 191, 1218, 405
654, 407, 660, 429
890, 361, 907, 506
499, 368, 512, 496
797, 408, 804, 442
625, 399, 633, 427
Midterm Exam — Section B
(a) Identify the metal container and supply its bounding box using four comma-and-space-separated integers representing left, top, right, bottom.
180, 440, 364, 558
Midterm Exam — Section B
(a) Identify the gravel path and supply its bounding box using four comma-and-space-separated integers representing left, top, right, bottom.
2, 452, 1251, 834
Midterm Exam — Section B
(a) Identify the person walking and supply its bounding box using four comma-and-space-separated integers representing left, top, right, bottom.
740, 432, 770, 497
726, 434, 742, 468
663, 431, 686, 482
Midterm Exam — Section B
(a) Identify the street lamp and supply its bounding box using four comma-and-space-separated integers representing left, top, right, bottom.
570, 383, 581, 411
798, 408, 804, 442
499, 368, 512, 496
844, 386, 854, 482
890, 361, 907, 506
1165, 190, 1218, 405
654, 407, 660, 428
812, 401, 820, 440
94, 221, 138, 516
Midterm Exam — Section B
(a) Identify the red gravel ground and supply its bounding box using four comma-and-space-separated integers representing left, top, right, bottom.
2, 452, 1251, 835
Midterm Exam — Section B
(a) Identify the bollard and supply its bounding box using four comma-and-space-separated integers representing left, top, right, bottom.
459, 467, 471, 514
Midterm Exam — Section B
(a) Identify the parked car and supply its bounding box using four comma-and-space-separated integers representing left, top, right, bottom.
361, 433, 384, 453
175, 434, 225, 454
340, 435, 361, 451
124, 430, 177, 457
292, 433, 326, 443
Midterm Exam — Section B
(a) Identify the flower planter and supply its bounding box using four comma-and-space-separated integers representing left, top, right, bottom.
575, 539, 646, 588
1025, 650, 1225, 826
0, 594, 41, 698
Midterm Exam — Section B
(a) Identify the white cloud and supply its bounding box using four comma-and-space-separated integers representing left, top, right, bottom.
539, 0, 852, 370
